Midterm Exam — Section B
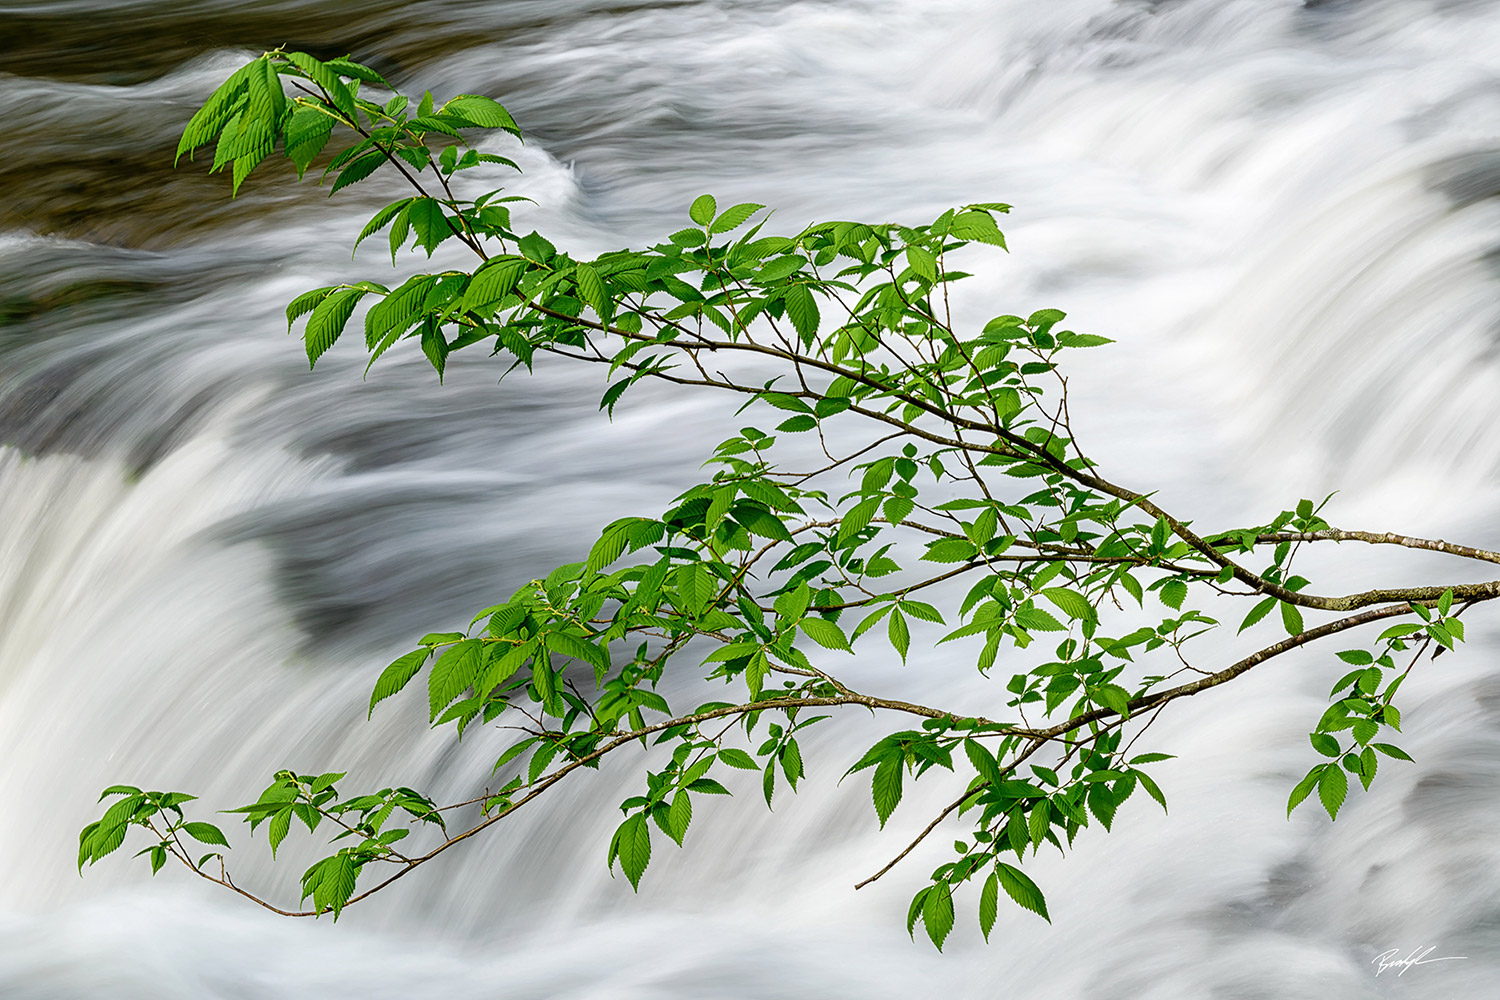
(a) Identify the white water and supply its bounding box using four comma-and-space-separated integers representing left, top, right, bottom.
3, 0, 1499, 995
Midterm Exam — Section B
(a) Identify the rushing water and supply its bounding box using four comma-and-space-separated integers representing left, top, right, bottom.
3, 0, 1500, 996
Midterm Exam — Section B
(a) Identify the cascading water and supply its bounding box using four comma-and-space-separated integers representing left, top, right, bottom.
3, 0, 1499, 995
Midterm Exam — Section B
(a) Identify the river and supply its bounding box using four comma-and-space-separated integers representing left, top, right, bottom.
1, 0, 1498, 996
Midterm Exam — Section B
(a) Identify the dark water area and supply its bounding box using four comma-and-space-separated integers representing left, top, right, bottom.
5, 1, 1500, 996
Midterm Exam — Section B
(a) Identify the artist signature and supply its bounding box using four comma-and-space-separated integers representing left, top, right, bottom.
1372, 946, 1467, 976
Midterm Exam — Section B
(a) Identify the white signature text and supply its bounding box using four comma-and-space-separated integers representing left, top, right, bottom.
1372, 946, 1467, 976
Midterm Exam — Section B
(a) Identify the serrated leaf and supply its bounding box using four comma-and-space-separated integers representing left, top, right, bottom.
1239, 596, 1276, 633
905, 245, 938, 283
465, 257, 527, 311
318, 853, 358, 918
666, 790, 692, 846
1014, 606, 1065, 632
979, 872, 999, 941
268, 808, 292, 857
615, 814, 652, 890
923, 538, 978, 563
799, 617, 850, 651
353, 198, 414, 254
441, 95, 520, 134
888, 608, 910, 662
283, 52, 354, 117
329, 150, 385, 194
574, 262, 609, 320
407, 197, 453, 256
872, 757, 902, 828
428, 639, 483, 720
1159, 579, 1187, 610
1040, 587, 1095, 622
1318, 763, 1347, 819
177, 61, 256, 163
718, 748, 758, 770
710, 202, 764, 235
689, 194, 717, 226
996, 862, 1049, 921
304, 287, 367, 367
283, 106, 335, 177
182, 822, 229, 847
922, 886, 955, 950
783, 284, 819, 342
949, 210, 1007, 247
1309, 733, 1341, 757
1135, 769, 1168, 813
369, 648, 428, 717
286, 286, 337, 330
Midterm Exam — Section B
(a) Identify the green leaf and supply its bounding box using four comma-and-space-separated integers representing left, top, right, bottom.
898, 601, 944, 624
419, 632, 465, 646
315, 853, 359, 918
888, 608, 910, 662
408, 198, 453, 256
799, 617, 850, 651
283, 52, 356, 117
872, 757, 902, 828
465, 257, 528, 311
286, 286, 338, 330
666, 791, 692, 846
1239, 596, 1276, 633
176, 60, 256, 163
1158, 579, 1187, 610
369, 648, 428, 717
441, 95, 520, 134
546, 630, 609, 673
1027, 800, 1051, 851
574, 262, 609, 320
905, 245, 937, 283
1040, 587, 1096, 622
949, 210, 1007, 248
283, 106, 335, 177
481, 640, 535, 692
1372, 742, 1413, 762
323, 57, 393, 90
487, 605, 526, 636
614, 814, 652, 890
428, 639, 483, 720
964, 739, 1005, 786
1280, 601, 1304, 636
268, 808, 293, 857
979, 872, 999, 941
689, 194, 717, 226
1309, 733, 1341, 758
304, 288, 367, 367
181, 822, 230, 847
1135, 769, 1168, 813
353, 198, 415, 254
1014, 606, 1065, 632
995, 862, 1050, 921
783, 284, 819, 342
710, 202, 764, 235
718, 748, 758, 770
923, 538, 978, 563
1317, 763, 1347, 820
922, 886, 955, 950
440, 94, 520, 134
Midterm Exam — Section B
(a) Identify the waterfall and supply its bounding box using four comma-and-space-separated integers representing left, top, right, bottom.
3, 0, 1499, 994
